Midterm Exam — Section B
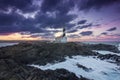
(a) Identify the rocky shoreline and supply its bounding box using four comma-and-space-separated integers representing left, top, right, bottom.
0, 58, 90, 80
0, 42, 120, 80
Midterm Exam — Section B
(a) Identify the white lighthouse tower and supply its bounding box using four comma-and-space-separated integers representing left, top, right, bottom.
54, 28, 67, 43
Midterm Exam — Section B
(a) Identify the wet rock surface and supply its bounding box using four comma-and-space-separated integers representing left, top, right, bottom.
0, 59, 89, 80
0, 42, 96, 65
97, 54, 120, 65
0, 42, 119, 80
76, 63, 93, 72
0, 42, 94, 80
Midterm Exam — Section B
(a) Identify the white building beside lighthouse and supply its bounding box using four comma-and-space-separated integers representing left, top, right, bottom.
54, 28, 67, 43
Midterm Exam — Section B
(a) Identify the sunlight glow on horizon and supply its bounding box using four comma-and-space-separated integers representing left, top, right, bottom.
0, 32, 119, 42
0, 33, 41, 41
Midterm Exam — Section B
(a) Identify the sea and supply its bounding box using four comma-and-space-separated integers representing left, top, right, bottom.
0, 42, 18, 48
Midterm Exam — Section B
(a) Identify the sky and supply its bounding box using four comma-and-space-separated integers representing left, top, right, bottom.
0, 0, 120, 42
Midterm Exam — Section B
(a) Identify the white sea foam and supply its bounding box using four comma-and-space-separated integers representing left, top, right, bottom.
29, 56, 120, 80
93, 50, 120, 56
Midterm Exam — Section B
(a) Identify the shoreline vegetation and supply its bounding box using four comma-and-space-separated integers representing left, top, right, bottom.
0, 42, 120, 80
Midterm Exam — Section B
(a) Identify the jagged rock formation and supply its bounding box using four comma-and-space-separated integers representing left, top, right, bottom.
97, 54, 120, 65
0, 42, 119, 80
0, 42, 96, 65
0, 59, 89, 80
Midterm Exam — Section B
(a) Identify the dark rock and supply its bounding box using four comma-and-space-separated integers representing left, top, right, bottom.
0, 58, 90, 80
97, 54, 120, 65
0, 42, 93, 80
1, 42, 119, 80
0, 42, 96, 65
76, 63, 93, 72
84, 44, 120, 53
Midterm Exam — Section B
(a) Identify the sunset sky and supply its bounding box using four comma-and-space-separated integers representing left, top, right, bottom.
0, 0, 120, 41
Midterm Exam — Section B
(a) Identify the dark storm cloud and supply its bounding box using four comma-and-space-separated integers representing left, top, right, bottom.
101, 32, 108, 35
0, 12, 24, 26
36, 0, 77, 28
35, 12, 76, 28
79, 0, 120, 10
66, 23, 76, 30
41, 0, 75, 14
0, 0, 43, 33
0, 0, 35, 13
0, 25, 20, 33
0, 12, 25, 33
67, 29, 78, 33
107, 27, 117, 31
41, 0, 61, 12
19, 18, 40, 33
0, 12, 46, 34
80, 31, 93, 36
78, 20, 87, 24
0, 13, 75, 35
0, 0, 77, 35
0, 0, 119, 38
79, 23, 92, 29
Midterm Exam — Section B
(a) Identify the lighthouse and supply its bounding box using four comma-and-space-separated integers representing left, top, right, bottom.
54, 28, 67, 43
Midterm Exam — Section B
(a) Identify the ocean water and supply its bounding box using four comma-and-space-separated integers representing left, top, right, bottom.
0, 42, 18, 48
